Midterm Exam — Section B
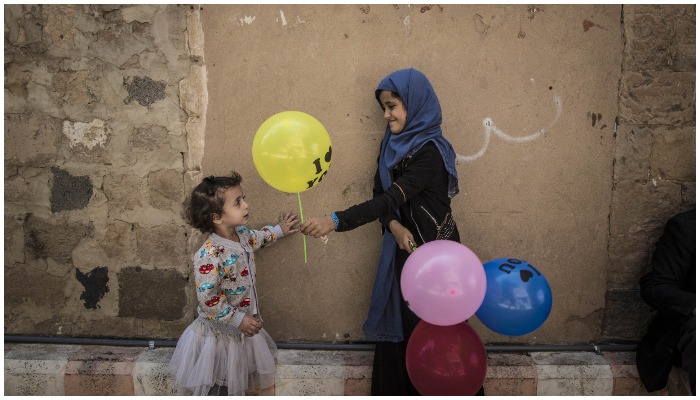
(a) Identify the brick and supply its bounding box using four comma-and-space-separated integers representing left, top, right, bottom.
132, 348, 177, 396
484, 353, 537, 395
64, 346, 143, 396
531, 352, 613, 395
4, 343, 80, 396
344, 378, 370, 395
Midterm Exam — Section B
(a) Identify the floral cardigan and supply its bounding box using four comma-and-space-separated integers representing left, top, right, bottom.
193, 225, 283, 331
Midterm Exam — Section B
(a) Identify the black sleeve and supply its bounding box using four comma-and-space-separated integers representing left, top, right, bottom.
373, 166, 398, 230
639, 211, 696, 318
334, 145, 440, 232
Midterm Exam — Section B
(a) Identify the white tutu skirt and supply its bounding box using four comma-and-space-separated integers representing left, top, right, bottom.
169, 317, 277, 396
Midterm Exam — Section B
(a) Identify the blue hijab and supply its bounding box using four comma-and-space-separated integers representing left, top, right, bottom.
362, 69, 459, 342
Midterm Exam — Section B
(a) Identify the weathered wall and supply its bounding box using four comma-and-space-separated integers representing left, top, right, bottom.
4, 4, 205, 338
4, 4, 695, 344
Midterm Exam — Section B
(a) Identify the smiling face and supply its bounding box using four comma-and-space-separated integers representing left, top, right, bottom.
378, 90, 407, 134
212, 186, 248, 237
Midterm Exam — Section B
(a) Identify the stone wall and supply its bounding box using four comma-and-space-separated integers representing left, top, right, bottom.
4, 5, 205, 338
3, 4, 696, 343
602, 5, 696, 339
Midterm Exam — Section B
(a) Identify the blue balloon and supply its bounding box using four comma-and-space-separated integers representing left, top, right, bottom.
475, 258, 552, 336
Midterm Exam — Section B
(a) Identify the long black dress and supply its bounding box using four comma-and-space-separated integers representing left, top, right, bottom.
334, 142, 484, 396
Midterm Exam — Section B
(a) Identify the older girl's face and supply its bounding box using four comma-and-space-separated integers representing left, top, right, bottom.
379, 90, 407, 134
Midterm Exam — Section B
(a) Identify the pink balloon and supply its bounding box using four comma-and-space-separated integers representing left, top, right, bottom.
406, 321, 487, 396
401, 240, 486, 326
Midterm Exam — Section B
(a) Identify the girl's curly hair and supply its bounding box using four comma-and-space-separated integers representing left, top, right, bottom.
184, 172, 243, 233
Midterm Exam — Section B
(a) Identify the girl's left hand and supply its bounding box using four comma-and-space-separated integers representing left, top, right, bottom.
279, 211, 300, 236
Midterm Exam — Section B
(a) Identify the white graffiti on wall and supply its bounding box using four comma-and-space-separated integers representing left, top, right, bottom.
456, 95, 562, 162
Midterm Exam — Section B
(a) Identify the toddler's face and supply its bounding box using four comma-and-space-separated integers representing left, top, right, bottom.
378, 90, 407, 134
214, 186, 249, 229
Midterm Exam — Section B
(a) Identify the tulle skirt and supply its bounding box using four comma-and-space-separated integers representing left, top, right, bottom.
169, 317, 277, 396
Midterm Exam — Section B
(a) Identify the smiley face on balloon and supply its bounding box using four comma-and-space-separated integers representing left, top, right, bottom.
252, 111, 332, 193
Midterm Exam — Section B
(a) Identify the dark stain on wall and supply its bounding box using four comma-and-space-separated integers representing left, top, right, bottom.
124, 76, 166, 106
51, 166, 93, 212
75, 266, 110, 309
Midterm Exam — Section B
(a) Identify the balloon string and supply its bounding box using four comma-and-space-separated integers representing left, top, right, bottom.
297, 192, 307, 264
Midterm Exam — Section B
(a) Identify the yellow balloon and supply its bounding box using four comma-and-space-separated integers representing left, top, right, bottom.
252, 111, 332, 193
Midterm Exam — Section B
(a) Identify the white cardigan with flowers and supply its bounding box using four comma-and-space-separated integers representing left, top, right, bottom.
193, 225, 283, 331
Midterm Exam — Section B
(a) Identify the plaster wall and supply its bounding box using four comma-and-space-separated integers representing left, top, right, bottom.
4, 4, 694, 344
202, 4, 623, 343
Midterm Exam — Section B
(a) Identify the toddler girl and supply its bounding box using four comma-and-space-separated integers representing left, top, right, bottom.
170, 172, 299, 395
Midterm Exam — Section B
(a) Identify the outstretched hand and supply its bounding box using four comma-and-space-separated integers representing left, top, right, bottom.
301, 216, 336, 238
279, 211, 300, 236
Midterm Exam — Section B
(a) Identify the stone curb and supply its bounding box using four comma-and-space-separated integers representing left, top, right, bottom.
4, 343, 667, 396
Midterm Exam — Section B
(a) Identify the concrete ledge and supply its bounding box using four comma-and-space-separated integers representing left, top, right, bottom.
4, 343, 668, 396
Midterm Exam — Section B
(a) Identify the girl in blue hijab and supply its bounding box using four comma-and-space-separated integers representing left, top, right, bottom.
302, 69, 478, 395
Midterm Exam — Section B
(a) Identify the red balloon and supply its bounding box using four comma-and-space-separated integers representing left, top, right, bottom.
406, 321, 487, 396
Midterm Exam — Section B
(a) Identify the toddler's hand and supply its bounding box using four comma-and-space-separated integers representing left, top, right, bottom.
279, 211, 300, 236
239, 315, 262, 337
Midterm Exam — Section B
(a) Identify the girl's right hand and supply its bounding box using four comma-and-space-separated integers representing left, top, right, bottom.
388, 220, 416, 253
239, 315, 262, 337
300, 216, 336, 238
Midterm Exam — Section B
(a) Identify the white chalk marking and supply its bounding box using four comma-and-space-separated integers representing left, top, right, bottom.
456, 94, 562, 162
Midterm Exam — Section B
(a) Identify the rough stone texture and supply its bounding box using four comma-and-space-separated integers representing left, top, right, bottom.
135, 224, 187, 268
4, 113, 60, 166
618, 71, 695, 126
132, 348, 178, 396
50, 166, 94, 212
102, 173, 143, 212
606, 233, 654, 290
125, 76, 166, 107
5, 214, 26, 265
4, 344, 80, 396
484, 353, 537, 396
604, 5, 695, 340
601, 289, 647, 339
613, 124, 653, 181
24, 214, 93, 264
623, 5, 696, 73
4, 344, 666, 396
148, 169, 184, 211
75, 266, 110, 310
609, 180, 682, 237
650, 125, 695, 181
4, 4, 197, 338
64, 345, 143, 396
100, 221, 138, 263
118, 267, 188, 320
